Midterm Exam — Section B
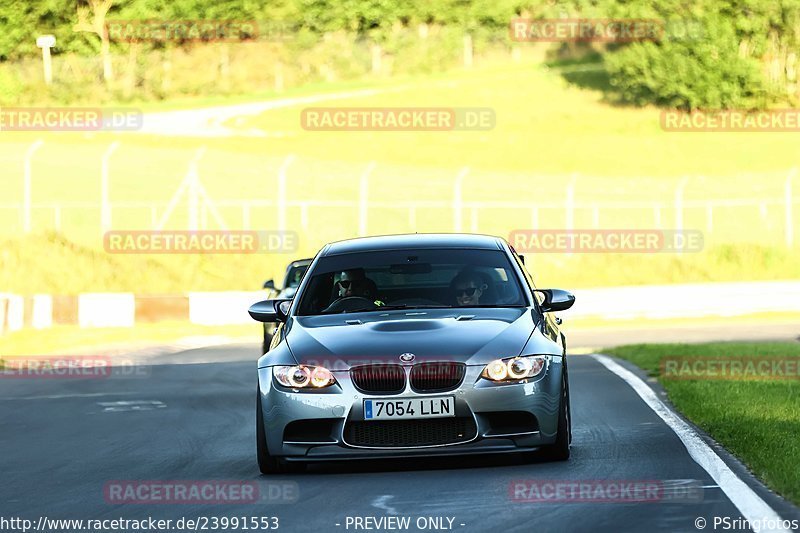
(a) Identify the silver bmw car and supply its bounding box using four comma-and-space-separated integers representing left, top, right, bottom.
249, 233, 575, 473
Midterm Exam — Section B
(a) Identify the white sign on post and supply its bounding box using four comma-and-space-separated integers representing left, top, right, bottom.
36, 35, 56, 85
36, 35, 56, 48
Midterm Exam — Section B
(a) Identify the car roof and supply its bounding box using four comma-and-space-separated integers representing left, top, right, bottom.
321, 233, 507, 256
286, 258, 312, 269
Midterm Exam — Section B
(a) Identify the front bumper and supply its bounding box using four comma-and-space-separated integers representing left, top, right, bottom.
257, 357, 564, 461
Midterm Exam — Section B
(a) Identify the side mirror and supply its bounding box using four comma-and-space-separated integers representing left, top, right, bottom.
536, 289, 575, 312
248, 299, 291, 323
518, 254, 525, 264
263, 279, 276, 290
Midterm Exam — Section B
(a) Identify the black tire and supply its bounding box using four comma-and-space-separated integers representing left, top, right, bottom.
541, 372, 571, 461
256, 388, 305, 474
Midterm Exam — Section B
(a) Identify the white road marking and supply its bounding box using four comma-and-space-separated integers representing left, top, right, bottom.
371, 495, 398, 515
592, 354, 790, 531
97, 400, 166, 412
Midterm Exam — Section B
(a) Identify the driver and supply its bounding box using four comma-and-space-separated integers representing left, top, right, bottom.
336, 269, 380, 302
451, 270, 487, 306
322, 269, 382, 313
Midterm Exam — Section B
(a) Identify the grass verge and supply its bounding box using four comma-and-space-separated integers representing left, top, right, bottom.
605, 342, 800, 505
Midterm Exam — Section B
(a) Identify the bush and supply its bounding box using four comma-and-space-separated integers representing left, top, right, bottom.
605, 17, 770, 110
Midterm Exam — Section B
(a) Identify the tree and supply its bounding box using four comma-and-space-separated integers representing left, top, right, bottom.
73, 0, 115, 83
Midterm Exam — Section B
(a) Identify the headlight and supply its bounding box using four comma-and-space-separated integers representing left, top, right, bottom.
274, 365, 336, 389
481, 356, 547, 382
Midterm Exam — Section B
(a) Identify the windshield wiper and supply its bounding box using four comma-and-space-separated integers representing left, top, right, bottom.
456, 304, 526, 308
321, 304, 453, 315
374, 304, 453, 311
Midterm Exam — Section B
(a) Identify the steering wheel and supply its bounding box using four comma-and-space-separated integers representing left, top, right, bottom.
322, 296, 377, 313
388, 298, 442, 306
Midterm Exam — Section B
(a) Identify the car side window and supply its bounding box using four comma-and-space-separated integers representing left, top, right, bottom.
509, 249, 535, 290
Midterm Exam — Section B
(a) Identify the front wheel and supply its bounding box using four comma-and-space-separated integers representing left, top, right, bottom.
256, 388, 305, 474
541, 373, 571, 461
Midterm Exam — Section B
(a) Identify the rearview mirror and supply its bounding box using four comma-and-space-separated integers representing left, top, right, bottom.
263, 279, 276, 290
536, 289, 575, 313
248, 299, 291, 323
389, 263, 432, 274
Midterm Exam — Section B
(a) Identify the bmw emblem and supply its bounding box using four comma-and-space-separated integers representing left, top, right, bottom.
399, 353, 415, 363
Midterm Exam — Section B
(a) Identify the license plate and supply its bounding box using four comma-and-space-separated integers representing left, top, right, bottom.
364, 396, 455, 420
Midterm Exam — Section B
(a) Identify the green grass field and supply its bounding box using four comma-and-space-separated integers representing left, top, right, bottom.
605, 342, 800, 505
0, 59, 798, 293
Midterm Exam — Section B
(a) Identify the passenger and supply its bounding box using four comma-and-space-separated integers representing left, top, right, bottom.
450, 270, 487, 306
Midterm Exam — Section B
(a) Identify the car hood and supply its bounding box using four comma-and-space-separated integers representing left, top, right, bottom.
284, 308, 539, 369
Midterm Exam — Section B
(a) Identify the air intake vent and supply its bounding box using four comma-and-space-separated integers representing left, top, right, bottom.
350, 364, 406, 394
410, 362, 466, 393
345, 417, 477, 447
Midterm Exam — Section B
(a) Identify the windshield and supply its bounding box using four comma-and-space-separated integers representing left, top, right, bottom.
296, 249, 527, 315
285, 264, 309, 288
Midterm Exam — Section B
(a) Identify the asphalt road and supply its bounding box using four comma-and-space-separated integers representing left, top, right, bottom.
2, 344, 799, 533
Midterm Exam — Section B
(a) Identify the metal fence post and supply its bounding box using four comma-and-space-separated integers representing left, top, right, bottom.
101, 141, 120, 236
565, 174, 577, 256
23, 140, 44, 233
675, 177, 689, 255
242, 203, 251, 230
786, 168, 797, 248
706, 204, 713, 234
452, 167, 470, 232
187, 147, 206, 231
300, 203, 309, 232
359, 162, 376, 236
278, 155, 295, 233
566, 174, 577, 232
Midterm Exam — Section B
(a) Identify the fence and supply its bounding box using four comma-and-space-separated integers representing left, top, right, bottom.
0, 139, 798, 251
